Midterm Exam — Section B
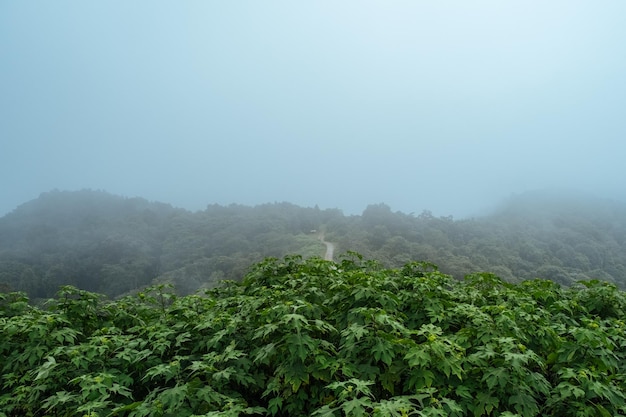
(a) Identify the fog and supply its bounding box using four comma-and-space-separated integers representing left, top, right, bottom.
2, 1, 625, 218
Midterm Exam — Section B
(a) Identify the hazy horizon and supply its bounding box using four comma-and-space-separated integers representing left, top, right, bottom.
2, 1, 625, 219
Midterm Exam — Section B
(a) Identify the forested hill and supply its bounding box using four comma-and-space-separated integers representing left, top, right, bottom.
1, 189, 625, 300
327, 190, 626, 287
0, 190, 340, 300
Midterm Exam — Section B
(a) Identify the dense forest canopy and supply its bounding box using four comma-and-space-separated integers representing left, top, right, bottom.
1, 189, 626, 300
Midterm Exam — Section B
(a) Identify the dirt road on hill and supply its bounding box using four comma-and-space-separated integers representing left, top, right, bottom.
319, 234, 335, 261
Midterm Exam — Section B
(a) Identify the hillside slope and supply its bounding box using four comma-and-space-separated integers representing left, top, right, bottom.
0, 190, 336, 299
1, 189, 625, 299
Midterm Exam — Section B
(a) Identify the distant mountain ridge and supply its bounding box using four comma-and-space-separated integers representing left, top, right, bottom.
1, 189, 626, 300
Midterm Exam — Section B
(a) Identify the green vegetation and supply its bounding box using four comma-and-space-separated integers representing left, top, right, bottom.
1, 189, 626, 300
2, 255, 626, 416
0, 190, 340, 300
329, 193, 626, 288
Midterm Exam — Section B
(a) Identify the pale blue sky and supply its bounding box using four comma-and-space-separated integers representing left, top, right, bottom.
2, 1, 625, 217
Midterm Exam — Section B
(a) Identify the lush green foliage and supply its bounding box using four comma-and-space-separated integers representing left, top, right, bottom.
3, 255, 626, 416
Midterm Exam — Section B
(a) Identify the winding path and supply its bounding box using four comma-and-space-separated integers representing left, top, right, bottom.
319, 234, 335, 261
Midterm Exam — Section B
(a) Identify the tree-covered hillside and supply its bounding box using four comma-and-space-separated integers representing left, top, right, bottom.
0, 190, 341, 300
1, 189, 626, 300
328, 191, 626, 287
2, 256, 626, 416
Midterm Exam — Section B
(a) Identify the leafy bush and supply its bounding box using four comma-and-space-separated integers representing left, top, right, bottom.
2, 255, 626, 416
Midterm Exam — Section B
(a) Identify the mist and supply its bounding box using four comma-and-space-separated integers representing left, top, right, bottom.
2, 1, 625, 218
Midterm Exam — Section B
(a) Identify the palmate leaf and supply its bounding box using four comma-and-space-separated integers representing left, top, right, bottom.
405, 368, 435, 390
380, 366, 403, 395
438, 357, 464, 380
281, 313, 309, 332
267, 396, 283, 415
327, 378, 374, 399
278, 359, 310, 393
252, 323, 279, 340
372, 395, 420, 416
440, 397, 464, 416
352, 363, 380, 382
404, 346, 431, 367
312, 318, 338, 335
311, 404, 340, 417
219, 341, 246, 362
143, 362, 178, 382
454, 384, 473, 401
341, 397, 373, 417
33, 355, 58, 381
552, 381, 586, 401
153, 384, 188, 414
372, 337, 395, 366
471, 391, 500, 417
49, 327, 81, 344
340, 323, 370, 346
587, 379, 626, 404
434, 342, 464, 380
508, 392, 538, 416
213, 366, 237, 383
285, 333, 316, 362
252, 342, 276, 365
109, 382, 133, 399
482, 367, 509, 391
502, 351, 531, 369
527, 371, 551, 396
40, 390, 78, 411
